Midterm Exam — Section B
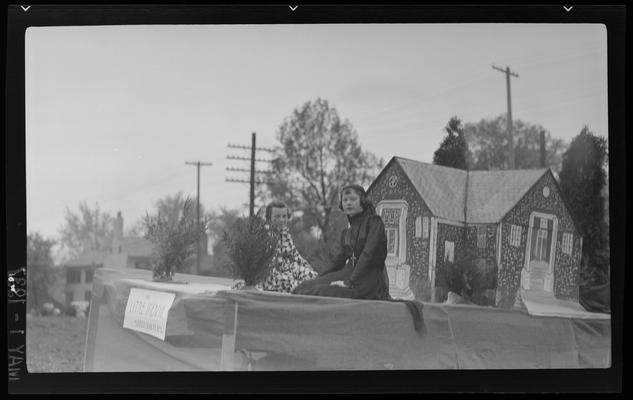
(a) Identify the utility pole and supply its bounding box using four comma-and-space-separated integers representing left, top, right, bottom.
250, 133, 256, 218
540, 130, 547, 168
185, 160, 213, 275
226, 132, 275, 218
492, 64, 519, 169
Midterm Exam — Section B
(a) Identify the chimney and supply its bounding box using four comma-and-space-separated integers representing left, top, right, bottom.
114, 211, 124, 238
540, 130, 547, 168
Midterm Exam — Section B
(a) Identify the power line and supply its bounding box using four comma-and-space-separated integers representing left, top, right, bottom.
228, 143, 276, 152
226, 155, 274, 163
225, 133, 276, 218
226, 178, 276, 184
225, 167, 274, 174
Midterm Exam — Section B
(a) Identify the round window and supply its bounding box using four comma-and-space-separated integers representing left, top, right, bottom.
542, 186, 550, 198
388, 175, 398, 188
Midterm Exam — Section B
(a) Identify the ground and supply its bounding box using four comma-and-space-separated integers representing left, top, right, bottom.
26, 314, 88, 373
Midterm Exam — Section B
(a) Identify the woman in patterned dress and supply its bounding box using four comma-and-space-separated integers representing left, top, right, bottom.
233, 201, 318, 293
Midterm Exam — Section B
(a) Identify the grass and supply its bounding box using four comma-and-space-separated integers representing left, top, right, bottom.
26, 315, 88, 373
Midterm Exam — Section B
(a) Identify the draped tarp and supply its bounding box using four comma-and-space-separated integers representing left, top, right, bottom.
84, 268, 611, 371
580, 283, 611, 314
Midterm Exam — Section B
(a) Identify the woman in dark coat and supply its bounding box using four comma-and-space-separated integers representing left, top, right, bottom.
293, 184, 391, 300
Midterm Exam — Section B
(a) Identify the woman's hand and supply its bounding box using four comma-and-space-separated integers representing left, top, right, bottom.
330, 280, 347, 287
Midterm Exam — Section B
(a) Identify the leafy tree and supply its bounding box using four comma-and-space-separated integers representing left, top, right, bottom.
58, 202, 114, 259
153, 191, 205, 224
263, 98, 383, 248
205, 207, 242, 277
142, 197, 208, 281
558, 126, 609, 285
27, 232, 59, 311
433, 116, 471, 170
222, 216, 280, 286
462, 114, 567, 171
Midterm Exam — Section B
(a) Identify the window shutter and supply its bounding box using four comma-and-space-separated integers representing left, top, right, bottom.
423, 217, 429, 239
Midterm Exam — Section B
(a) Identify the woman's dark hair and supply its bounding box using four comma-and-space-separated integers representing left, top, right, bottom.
338, 184, 376, 215
265, 200, 291, 221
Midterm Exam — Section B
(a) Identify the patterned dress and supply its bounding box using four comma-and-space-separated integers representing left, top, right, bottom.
232, 227, 318, 293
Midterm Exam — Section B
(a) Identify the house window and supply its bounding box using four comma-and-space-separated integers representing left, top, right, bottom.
67, 269, 81, 284
381, 207, 402, 258
477, 226, 487, 249
532, 228, 549, 261
84, 291, 91, 301
562, 233, 573, 255
85, 269, 94, 283
444, 241, 455, 263
423, 217, 429, 239
510, 224, 522, 247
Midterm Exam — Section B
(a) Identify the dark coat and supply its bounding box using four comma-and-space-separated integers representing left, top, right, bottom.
293, 208, 391, 300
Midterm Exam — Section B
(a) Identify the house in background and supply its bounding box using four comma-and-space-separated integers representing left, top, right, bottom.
367, 156, 583, 308
63, 211, 215, 307
106, 212, 157, 270
64, 249, 107, 306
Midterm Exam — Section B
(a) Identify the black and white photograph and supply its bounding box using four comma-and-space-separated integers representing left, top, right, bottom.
7, 4, 624, 394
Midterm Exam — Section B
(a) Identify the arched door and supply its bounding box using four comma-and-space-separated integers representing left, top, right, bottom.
377, 201, 413, 300
522, 213, 557, 294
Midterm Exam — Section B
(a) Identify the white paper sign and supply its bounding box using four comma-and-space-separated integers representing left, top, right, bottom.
123, 288, 176, 341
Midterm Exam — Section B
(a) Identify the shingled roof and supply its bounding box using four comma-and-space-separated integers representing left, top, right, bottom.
397, 158, 467, 222
466, 168, 548, 223
392, 157, 548, 223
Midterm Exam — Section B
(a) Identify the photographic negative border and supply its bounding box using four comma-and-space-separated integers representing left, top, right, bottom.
6, 4, 625, 394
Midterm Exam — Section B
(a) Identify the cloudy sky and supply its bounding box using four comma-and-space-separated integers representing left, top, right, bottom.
25, 23, 608, 253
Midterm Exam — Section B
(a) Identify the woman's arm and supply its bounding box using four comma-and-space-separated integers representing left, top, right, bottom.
346, 215, 386, 287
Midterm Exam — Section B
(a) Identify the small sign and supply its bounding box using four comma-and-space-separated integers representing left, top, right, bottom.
123, 288, 176, 341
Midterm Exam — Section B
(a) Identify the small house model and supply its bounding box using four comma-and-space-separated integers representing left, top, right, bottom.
366, 156, 583, 308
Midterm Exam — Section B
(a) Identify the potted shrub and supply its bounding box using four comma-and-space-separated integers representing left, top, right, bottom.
222, 216, 280, 289
436, 251, 497, 306
143, 198, 207, 283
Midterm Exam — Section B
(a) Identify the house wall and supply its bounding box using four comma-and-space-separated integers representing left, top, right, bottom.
496, 222, 528, 307
65, 266, 96, 305
367, 161, 433, 300
465, 224, 499, 305
465, 224, 499, 260
497, 172, 581, 307
434, 222, 467, 301
47, 269, 67, 307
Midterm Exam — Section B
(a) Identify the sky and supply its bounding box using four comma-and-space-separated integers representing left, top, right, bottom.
25, 23, 608, 258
